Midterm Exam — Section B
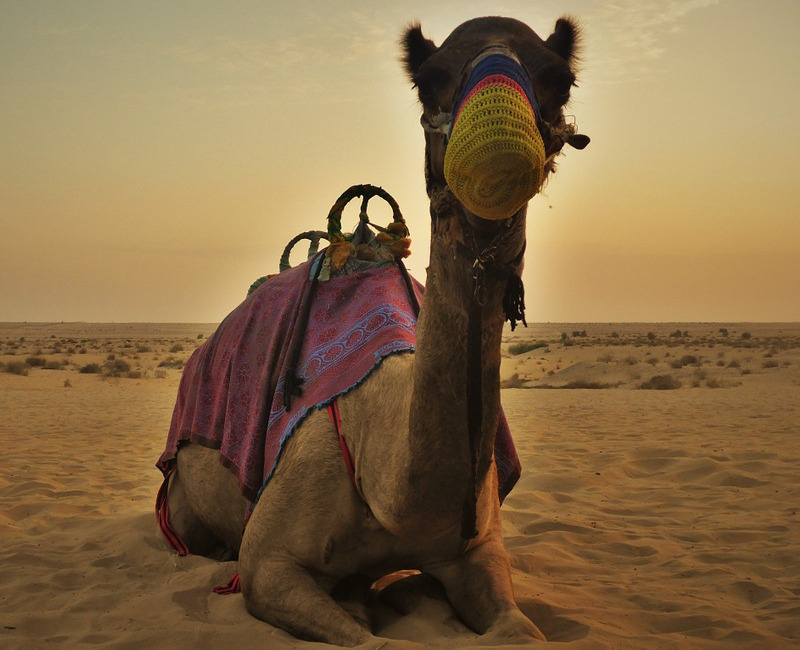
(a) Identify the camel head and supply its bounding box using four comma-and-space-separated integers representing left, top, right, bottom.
403, 16, 590, 222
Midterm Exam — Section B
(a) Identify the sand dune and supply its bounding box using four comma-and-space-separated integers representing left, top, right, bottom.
1, 322, 798, 648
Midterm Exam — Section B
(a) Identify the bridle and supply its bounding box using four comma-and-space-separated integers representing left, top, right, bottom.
428, 184, 528, 543
420, 44, 543, 142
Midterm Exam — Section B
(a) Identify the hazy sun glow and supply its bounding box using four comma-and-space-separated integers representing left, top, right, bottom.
2, 0, 798, 322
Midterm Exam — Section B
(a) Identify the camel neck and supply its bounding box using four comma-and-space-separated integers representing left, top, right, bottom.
403, 203, 526, 536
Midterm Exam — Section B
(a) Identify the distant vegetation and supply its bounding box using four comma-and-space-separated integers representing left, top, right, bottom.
640, 375, 682, 390
508, 341, 548, 356
1, 361, 30, 376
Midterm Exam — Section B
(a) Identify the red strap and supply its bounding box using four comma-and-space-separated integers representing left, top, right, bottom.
213, 572, 241, 595
327, 402, 363, 501
155, 470, 190, 557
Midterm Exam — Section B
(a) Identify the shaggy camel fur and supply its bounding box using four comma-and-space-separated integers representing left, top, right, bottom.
164, 15, 589, 646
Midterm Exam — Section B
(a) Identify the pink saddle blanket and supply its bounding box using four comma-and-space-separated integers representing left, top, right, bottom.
157, 258, 521, 508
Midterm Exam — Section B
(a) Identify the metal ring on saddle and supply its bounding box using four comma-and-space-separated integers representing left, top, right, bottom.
326, 184, 407, 243
279, 230, 329, 272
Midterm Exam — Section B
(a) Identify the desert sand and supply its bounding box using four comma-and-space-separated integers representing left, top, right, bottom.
1, 321, 798, 649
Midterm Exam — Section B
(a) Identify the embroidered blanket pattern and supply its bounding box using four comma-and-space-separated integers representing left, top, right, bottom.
157, 259, 521, 509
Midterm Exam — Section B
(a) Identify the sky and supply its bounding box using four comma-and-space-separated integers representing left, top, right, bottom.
2, 0, 798, 323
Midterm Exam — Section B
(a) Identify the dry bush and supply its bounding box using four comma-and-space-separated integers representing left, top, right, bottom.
670, 355, 700, 369
706, 377, 741, 389
639, 375, 682, 390
508, 341, 547, 355
158, 357, 185, 369
3, 361, 29, 376
501, 373, 528, 389
103, 359, 131, 377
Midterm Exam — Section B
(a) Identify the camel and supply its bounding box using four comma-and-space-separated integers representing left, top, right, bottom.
157, 15, 589, 646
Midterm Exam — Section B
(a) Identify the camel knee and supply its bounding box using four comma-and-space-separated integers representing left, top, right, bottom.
166, 470, 233, 560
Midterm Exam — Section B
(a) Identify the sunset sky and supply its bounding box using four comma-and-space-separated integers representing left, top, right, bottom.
2, 0, 798, 323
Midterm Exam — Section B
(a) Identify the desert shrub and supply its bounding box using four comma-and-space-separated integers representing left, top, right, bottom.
623, 356, 637, 365
597, 354, 614, 363
706, 377, 740, 389
646, 357, 659, 366
562, 380, 616, 389
104, 359, 131, 377
501, 373, 527, 389
4, 361, 29, 376
639, 375, 682, 390
158, 357, 184, 369
670, 355, 700, 369
762, 359, 779, 369
136, 345, 152, 353
155, 369, 167, 379
79, 363, 102, 374
25, 356, 47, 367
535, 380, 617, 390
741, 332, 751, 340
169, 343, 184, 353
508, 341, 547, 355
197, 333, 204, 339
44, 360, 66, 370
126, 370, 143, 379
572, 330, 587, 338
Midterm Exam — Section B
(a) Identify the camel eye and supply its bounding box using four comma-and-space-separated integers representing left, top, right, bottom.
413, 65, 452, 106
535, 63, 575, 108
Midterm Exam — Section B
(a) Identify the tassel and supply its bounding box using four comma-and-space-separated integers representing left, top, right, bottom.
503, 274, 527, 331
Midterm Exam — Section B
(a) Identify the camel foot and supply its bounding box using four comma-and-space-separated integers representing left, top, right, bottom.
333, 574, 374, 631
482, 610, 547, 644
240, 558, 372, 646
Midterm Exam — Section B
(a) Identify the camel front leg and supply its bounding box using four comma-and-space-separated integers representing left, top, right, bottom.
240, 556, 371, 646
428, 539, 546, 643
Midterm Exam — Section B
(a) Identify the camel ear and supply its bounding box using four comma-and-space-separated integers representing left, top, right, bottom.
567, 133, 591, 150
545, 17, 581, 65
402, 23, 438, 79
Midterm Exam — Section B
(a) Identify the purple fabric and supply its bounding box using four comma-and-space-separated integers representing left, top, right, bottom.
157, 258, 521, 506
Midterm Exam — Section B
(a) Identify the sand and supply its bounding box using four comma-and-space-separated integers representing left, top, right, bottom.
1, 322, 798, 649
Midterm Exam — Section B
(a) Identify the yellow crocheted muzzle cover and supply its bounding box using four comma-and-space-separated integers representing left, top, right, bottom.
444, 54, 545, 220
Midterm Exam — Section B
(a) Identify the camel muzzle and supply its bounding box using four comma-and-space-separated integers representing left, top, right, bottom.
443, 47, 545, 221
